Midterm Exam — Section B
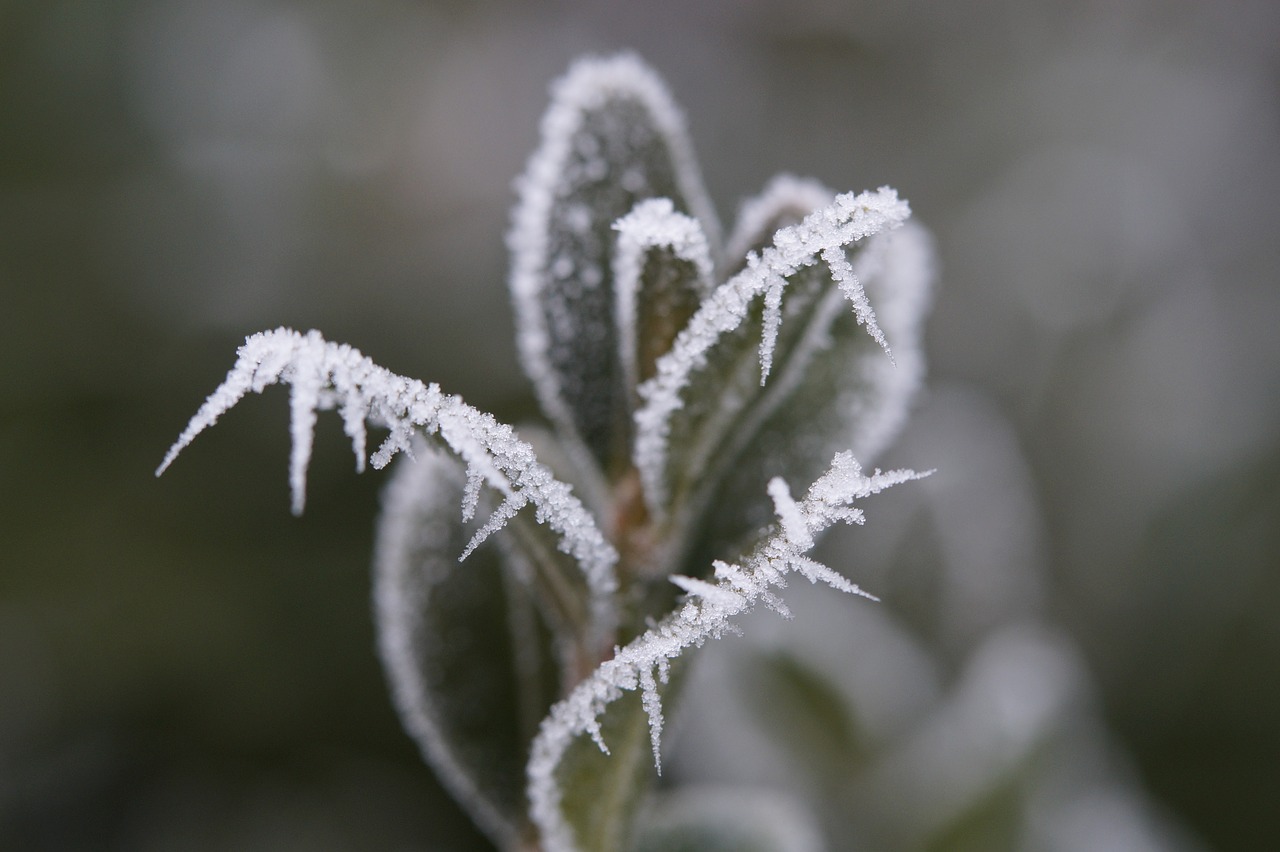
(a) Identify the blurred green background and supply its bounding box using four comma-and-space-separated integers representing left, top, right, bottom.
3, 1, 1277, 849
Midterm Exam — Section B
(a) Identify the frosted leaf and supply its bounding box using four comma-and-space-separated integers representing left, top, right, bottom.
652, 176, 838, 524
509, 53, 721, 477
157, 327, 619, 645
752, 189, 904, 380
634, 186, 913, 524
526, 451, 929, 852
374, 447, 560, 849
687, 221, 934, 561
613, 197, 714, 395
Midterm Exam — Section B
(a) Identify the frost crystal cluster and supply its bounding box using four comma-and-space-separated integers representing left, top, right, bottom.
159, 54, 933, 851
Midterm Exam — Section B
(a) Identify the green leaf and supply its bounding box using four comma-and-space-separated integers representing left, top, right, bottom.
645, 182, 916, 570
657, 258, 833, 563
686, 220, 933, 566
374, 448, 562, 849
613, 198, 714, 398
644, 179, 858, 566
551, 689, 659, 852
510, 54, 720, 480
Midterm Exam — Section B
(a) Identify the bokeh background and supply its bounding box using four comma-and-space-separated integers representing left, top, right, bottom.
3, 1, 1278, 849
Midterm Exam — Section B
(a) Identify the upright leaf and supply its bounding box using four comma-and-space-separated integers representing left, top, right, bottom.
613, 198, 714, 398
509, 54, 720, 479
633, 187, 916, 560
694, 221, 934, 559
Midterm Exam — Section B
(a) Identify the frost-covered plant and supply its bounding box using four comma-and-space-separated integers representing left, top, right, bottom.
158, 54, 933, 852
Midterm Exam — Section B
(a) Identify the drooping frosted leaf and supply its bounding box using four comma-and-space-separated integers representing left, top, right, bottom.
156, 328, 620, 647
694, 221, 934, 559
633, 187, 914, 547
527, 454, 926, 852
631, 787, 827, 852
375, 447, 560, 849
613, 198, 714, 396
509, 53, 721, 478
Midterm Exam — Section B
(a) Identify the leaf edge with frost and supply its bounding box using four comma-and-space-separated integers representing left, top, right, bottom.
155, 327, 620, 649
508, 52, 722, 482
526, 451, 930, 852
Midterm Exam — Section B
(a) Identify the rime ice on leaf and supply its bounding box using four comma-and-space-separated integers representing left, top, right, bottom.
526, 453, 928, 852
509, 53, 721, 478
613, 198, 715, 395
160, 53, 937, 852
693, 220, 935, 557
633, 186, 917, 527
157, 327, 619, 647
375, 446, 560, 849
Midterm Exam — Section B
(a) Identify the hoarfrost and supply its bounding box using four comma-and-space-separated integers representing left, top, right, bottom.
526, 451, 928, 852
613, 197, 715, 394
508, 53, 720, 472
634, 187, 912, 515
156, 327, 619, 640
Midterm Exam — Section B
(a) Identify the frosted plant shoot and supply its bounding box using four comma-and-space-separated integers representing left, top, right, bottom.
159, 54, 934, 852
